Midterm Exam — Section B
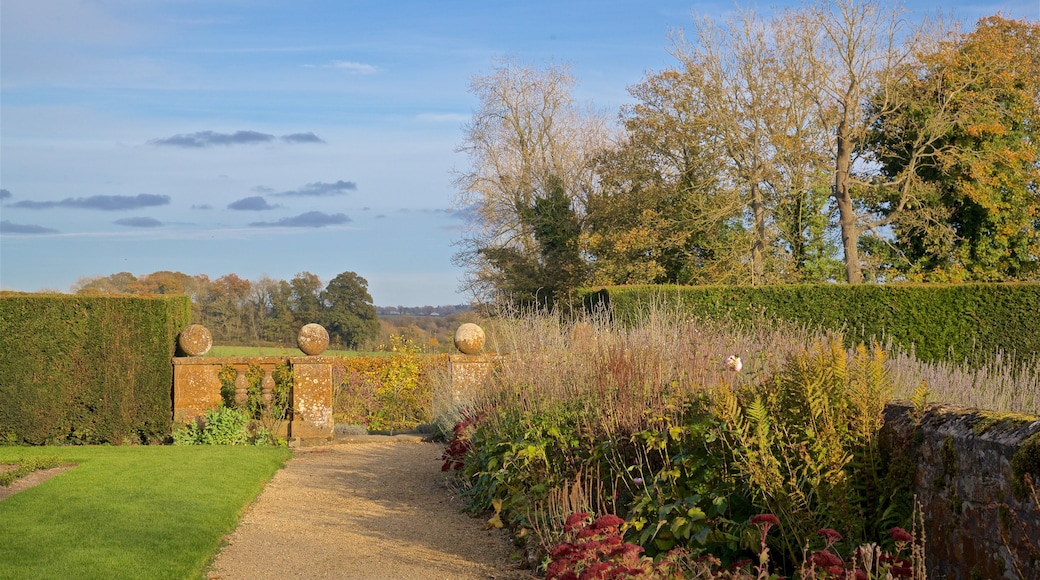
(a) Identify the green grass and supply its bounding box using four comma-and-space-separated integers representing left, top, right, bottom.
0, 445, 291, 580
205, 345, 379, 357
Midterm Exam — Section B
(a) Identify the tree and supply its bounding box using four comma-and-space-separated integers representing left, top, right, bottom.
793, 0, 930, 283
586, 68, 749, 286
288, 271, 323, 326
262, 279, 296, 345
204, 273, 253, 342
867, 15, 1040, 281
321, 271, 379, 349
452, 58, 609, 302
479, 175, 585, 306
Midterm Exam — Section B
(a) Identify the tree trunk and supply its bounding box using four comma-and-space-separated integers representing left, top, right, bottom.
834, 118, 863, 284
751, 181, 766, 285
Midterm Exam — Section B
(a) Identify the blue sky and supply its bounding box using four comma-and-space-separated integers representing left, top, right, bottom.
1, 0, 1036, 306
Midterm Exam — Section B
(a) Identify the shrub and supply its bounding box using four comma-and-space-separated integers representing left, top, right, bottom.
334, 335, 442, 431
0, 293, 190, 444
172, 406, 250, 445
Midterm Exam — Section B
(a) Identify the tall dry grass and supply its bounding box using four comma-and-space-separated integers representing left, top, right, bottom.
887, 349, 1039, 414
432, 303, 1038, 433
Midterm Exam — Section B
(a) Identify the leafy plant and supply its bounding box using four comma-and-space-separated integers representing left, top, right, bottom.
711, 336, 899, 566
172, 406, 249, 445
622, 400, 748, 561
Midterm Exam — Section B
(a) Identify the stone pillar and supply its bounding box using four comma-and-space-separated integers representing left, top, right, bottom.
449, 323, 498, 403
289, 356, 335, 446
448, 354, 496, 404
171, 359, 223, 423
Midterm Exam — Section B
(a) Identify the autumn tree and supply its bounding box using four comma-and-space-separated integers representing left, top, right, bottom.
201, 273, 253, 342
670, 8, 841, 283
867, 15, 1040, 281
586, 67, 749, 286
452, 58, 609, 303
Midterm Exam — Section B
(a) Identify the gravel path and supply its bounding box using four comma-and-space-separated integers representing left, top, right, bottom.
205, 436, 536, 580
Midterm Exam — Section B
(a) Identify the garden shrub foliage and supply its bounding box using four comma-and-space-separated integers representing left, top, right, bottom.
0, 292, 190, 444
586, 282, 1040, 368
335, 335, 442, 431
440, 308, 923, 576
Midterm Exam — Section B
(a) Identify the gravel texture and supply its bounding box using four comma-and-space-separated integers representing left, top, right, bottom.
205, 436, 536, 580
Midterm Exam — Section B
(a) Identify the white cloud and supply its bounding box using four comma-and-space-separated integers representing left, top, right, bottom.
305, 61, 378, 74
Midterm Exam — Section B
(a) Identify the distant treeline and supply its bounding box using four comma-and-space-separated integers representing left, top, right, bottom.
74, 270, 380, 349
376, 305, 471, 317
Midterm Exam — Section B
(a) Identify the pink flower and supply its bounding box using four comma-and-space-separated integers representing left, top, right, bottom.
809, 550, 843, 569
889, 527, 913, 543
593, 514, 625, 530
817, 528, 842, 545
750, 514, 780, 527
726, 355, 743, 372
565, 512, 591, 531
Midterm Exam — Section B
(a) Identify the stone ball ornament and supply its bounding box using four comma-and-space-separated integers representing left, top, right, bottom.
453, 323, 486, 355
178, 324, 213, 356
297, 323, 330, 356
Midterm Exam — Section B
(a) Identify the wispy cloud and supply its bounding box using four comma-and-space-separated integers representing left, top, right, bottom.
0, 189, 11, 200
192, 204, 213, 210
304, 60, 378, 74
149, 130, 326, 148
114, 217, 163, 227
151, 130, 274, 148
7, 193, 170, 211
276, 180, 356, 197
281, 132, 326, 144
1, 220, 59, 234
249, 211, 350, 228
416, 112, 470, 123
228, 196, 277, 210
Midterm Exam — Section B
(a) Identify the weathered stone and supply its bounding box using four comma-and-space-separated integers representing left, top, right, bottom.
882, 402, 1040, 579
453, 323, 485, 355
297, 323, 329, 356
289, 356, 335, 445
178, 324, 213, 356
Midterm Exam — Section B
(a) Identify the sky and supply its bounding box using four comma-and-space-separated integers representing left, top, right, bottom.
2, 0, 1037, 307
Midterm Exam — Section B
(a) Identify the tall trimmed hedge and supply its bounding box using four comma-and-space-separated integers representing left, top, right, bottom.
0, 293, 191, 444
581, 283, 1040, 366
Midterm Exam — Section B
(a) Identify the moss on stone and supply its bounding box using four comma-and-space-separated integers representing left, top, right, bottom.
972, 411, 1037, 437
1011, 430, 1040, 500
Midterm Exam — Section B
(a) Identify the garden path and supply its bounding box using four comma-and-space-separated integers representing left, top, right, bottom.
205, 435, 535, 580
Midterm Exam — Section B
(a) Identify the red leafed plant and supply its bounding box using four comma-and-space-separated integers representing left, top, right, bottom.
440, 410, 481, 471
545, 513, 689, 579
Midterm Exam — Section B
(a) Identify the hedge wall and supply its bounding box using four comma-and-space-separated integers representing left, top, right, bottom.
581, 282, 1040, 366
0, 293, 192, 444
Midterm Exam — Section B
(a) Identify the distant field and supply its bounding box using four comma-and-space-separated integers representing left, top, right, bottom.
205, 345, 380, 358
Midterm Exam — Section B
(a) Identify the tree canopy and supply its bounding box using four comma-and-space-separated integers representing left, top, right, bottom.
452, 7, 1039, 306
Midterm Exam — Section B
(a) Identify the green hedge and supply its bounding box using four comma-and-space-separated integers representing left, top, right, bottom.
581, 282, 1040, 366
0, 293, 192, 444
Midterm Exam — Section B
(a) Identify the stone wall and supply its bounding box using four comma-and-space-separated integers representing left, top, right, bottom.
882, 402, 1040, 579
172, 355, 335, 447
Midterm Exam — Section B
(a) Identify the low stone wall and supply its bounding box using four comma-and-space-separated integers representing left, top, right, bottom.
172, 355, 336, 446
882, 402, 1040, 579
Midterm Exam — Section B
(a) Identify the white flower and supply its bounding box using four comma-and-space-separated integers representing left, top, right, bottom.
725, 355, 743, 372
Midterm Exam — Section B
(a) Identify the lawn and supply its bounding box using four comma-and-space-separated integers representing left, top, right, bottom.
205, 345, 379, 358
0, 445, 291, 580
